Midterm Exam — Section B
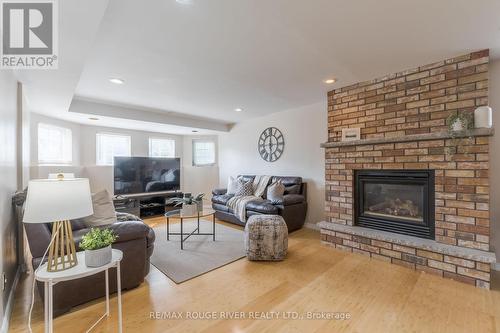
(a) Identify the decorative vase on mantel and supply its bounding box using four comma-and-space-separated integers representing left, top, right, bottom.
474, 106, 493, 129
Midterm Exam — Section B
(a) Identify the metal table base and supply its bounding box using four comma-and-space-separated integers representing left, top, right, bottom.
166, 212, 216, 250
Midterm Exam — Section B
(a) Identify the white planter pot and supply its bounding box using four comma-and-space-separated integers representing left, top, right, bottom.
85, 245, 112, 268
474, 106, 492, 128
181, 204, 198, 216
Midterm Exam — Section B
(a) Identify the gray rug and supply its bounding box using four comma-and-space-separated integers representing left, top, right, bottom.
151, 220, 246, 283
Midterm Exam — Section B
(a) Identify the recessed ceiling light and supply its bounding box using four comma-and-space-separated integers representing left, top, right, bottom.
88, 117, 99, 121
324, 78, 337, 84
176, 0, 193, 4
234, 108, 244, 112
109, 78, 124, 85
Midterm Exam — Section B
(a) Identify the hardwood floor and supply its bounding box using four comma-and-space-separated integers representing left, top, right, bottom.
9, 217, 500, 332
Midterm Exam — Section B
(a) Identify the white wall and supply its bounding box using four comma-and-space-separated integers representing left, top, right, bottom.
0, 71, 19, 328
182, 135, 219, 201
18, 84, 30, 190
218, 101, 326, 225
29, 113, 220, 196
489, 59, 500, 259
79, 125, 184, 193
29, 113, 84, 180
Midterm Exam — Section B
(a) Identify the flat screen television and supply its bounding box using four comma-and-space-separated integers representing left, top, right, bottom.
114, 156, 181, 195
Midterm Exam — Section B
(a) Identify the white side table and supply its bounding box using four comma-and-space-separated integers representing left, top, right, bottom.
35, 249, 123, 333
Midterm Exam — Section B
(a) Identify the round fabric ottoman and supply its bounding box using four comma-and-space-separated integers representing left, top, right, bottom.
244, 215, 288, 261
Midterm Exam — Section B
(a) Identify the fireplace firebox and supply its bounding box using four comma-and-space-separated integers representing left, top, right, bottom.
354, 170, 435, 239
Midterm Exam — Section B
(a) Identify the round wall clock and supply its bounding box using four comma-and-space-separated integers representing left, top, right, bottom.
258, 127, 285, 162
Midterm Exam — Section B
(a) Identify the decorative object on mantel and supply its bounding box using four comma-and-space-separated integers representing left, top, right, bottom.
474, 106, 493, 129
448, 111, 473, 132
23, 176, 93, 272
167, 192, 204, 215
80, 228, 118, 267
446, 111, 474, 156
258, 127, 285, 162
341, 128, 361, 141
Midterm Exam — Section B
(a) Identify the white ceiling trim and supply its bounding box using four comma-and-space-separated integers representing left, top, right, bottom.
69, 98, 230, 132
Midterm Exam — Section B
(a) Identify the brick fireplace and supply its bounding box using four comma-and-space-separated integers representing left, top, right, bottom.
320, 50, 496, 288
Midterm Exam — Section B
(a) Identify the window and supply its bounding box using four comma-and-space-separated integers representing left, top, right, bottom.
149, 138, 175, 158
38, 123, 72, 165
192, 140, 216, 166
96, 133, 131, 165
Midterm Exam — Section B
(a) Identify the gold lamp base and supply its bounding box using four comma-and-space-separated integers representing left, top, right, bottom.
47, 220, 78, 272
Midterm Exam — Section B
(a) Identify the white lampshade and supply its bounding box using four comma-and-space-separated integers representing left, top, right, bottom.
23, 178, 94, 223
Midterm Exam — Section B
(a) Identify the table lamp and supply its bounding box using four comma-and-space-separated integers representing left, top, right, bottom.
23, 175, 93, 272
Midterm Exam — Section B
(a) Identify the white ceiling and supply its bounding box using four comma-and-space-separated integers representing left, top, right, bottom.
18, 0, 500, 134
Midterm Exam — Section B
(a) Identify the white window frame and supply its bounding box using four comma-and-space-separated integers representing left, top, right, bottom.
96, 132, 131, 166
37, 123, 73, 165
192, 139, 216, 167
148, 137, 176, 158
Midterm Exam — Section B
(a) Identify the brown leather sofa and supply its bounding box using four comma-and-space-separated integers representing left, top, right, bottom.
14, 192, 155, 316
212, 176, 307, 232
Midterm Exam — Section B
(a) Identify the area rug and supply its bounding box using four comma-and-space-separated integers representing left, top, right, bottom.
151, 220, 246, 283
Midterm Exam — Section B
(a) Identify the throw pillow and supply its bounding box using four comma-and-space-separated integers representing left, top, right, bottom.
83, 189, 117, 227
284, 184, 301, 195
227, 176, 239, 195
234, 178, 254, 196
267, 180, 285, 204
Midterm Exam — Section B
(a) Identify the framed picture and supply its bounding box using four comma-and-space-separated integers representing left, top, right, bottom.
341, 128, 361, 141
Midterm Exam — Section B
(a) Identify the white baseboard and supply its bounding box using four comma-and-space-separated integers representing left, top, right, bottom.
1, 267, 21, 333
304, 222, 320, 231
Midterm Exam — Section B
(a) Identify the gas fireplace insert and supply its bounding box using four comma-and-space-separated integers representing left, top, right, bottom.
354, 170, 435, 239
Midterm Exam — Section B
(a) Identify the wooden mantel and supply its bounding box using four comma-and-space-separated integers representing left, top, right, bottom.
320, 128, 494, 149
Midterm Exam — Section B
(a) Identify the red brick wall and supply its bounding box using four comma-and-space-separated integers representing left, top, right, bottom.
325, 50, 490, 251
328, 50, 489, 142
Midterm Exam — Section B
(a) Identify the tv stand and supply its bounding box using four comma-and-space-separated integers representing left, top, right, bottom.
113, 191, 183, 218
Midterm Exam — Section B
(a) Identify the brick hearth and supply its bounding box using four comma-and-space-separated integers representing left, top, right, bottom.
320, 50, 496, 288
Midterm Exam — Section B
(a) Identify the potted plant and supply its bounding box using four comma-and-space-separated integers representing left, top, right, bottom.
167, 193, 205, 215
446, 111, 474, 156
80, 228, 118, 267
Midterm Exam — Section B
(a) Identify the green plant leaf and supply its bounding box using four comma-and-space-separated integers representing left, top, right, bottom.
80, 228, 118, 250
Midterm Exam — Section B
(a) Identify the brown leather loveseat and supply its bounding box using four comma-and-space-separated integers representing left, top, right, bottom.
14, 191, 155, 316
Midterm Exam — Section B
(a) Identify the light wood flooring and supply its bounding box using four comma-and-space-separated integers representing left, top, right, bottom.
8, 217, 500, 332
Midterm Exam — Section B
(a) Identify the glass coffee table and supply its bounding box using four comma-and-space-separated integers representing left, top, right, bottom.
165, 208, 216, 250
